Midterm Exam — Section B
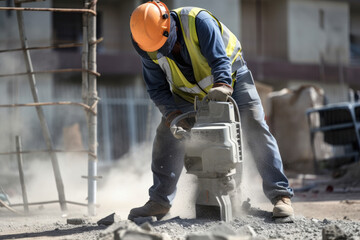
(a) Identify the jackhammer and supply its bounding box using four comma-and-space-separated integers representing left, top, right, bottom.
170, 96, 243, 222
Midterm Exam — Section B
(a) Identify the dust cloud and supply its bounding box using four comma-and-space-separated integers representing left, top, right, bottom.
2, 135, 269, 220
97, 144, 154, 218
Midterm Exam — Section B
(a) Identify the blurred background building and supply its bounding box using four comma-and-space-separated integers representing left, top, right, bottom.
0, 0, 359, 167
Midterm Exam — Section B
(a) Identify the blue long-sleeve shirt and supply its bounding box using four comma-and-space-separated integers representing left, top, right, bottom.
139, 11, 239, 117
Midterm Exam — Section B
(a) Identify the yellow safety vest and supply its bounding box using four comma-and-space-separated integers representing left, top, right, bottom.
148, 7, 244, 103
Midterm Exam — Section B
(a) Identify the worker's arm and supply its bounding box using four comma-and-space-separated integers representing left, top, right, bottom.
141, 57, 178, 117
195, 11, 233, 86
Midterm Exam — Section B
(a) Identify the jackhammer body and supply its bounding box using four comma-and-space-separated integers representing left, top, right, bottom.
170, 97, 243, 222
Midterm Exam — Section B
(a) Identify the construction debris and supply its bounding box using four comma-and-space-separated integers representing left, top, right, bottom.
322, 225, 348, 240
67, 218, 87, 225
97, 213, 121, 226
98, 221, 170, 240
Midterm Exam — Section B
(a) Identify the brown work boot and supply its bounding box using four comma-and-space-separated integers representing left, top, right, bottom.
128, 200, 170, 221
273, 196, 294, 218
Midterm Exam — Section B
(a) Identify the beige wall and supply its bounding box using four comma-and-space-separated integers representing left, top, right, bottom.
241, 0, 288, 60
288, 0, 350, 64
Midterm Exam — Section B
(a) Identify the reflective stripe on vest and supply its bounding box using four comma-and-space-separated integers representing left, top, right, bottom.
179, 7, 243, 71
154, 7, 244, 103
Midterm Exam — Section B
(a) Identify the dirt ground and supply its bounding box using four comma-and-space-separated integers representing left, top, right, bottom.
0, 177, 360, 240
1, 148, 360, 239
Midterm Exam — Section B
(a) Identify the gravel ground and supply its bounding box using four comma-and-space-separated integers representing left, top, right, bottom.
1, 202, 360, 240
1, 147, 360, 239
151, 208, 360, 240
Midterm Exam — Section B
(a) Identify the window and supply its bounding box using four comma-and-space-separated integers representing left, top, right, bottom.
52, 12, 102, 51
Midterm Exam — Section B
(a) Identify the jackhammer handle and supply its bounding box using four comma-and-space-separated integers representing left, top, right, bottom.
200, 96, 241, 122
227, 96, 241, 122
170, 111, 196, 139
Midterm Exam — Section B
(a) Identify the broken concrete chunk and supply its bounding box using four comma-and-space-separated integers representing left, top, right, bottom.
115, 229, 170, 240
140, 222, 154, 232
97, 213, 121, 226
185, 233, 227, 240
242, 198, 251, 213
209, 222, 236, 235
67, 218, 86, 225
99, 221, 138, 239
237, 225, 257, 237
133, 216, 157, 225
322, 225, 347, 240
186, 233, 265, 240
98, 220, 172, 240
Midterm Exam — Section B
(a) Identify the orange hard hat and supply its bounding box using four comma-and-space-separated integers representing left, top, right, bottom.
130, 0, 171, 52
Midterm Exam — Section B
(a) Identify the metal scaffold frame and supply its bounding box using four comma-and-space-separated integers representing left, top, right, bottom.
0, 0, 99, 216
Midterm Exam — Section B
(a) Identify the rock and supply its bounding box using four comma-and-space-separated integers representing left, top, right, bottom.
184, 223, 242, 240
97, 213, 121, 226
322, 224, 347, 240
185, 233, 232, 240
242, 198, 251, 212
99, 220, 170, 240
311, 218, 319, 223
66, 218, 86, 225
323, 219, 331, 224
133, 216, 157, 225
115, 229, 169, 240
237, 225, 257, 237
140, 222, 154, 232
209, 222, 236, 235
99, 221, 138, 239
186, 233, 267, 240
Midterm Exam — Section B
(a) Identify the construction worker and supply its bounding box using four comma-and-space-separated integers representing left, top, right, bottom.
128, 0, 294, 220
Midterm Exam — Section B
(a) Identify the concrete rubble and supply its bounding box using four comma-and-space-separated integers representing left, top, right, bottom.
322, 225, 348, 240
98, 219, 270, 240
67, 218, 87, 225
97, 213, 122, 226
95, 205, 360, 240
98, 220, 171, 240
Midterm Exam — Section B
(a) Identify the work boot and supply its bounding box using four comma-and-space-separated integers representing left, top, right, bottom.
128, 200, 170, 221
272, 196, 294, 218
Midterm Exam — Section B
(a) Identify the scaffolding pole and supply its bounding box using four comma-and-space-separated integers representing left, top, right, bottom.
14, 2, 67, 212
15, 136, 29, 213
84, 0, 98, 216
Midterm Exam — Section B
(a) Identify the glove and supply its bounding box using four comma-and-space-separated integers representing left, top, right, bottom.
165, 110, 191, 139
207, 83, 233, 101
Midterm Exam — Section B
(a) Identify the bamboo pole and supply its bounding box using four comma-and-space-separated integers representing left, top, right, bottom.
0, 101, 97, 115
0, 38, 103, 53
15, 2, 67, 212
0, 6, 96, 15
10, 200, 89, 207
85, 0, 98, 216
0, 199, 21, 215
82, 10, 89, 105
15, 136, 29, 213
0, 68, 100, 78
0, 149, 96, 158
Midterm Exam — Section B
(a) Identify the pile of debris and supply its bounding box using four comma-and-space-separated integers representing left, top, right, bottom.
96, 209, 360, 240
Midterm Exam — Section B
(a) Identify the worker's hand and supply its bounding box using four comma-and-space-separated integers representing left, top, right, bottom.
165, 110, 191, 139
207, 83, 233, 102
